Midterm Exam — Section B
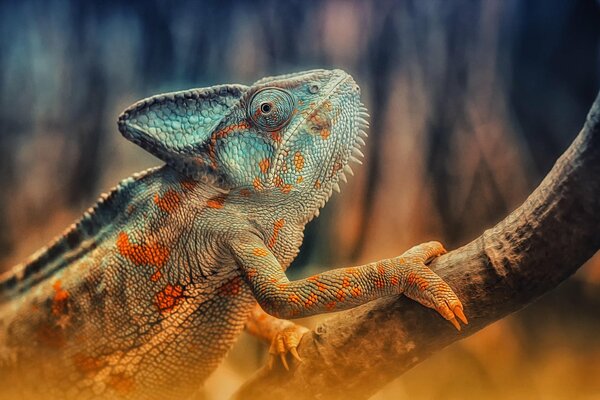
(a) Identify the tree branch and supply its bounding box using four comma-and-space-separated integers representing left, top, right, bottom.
233, 91, 600, 400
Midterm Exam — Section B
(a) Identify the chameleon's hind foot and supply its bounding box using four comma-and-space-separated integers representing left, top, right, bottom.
400, 241, 468, 331
268, 324, 309, 370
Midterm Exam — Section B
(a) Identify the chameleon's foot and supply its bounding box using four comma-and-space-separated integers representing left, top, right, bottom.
268, 324, 309, 371
401, 241, 468, 331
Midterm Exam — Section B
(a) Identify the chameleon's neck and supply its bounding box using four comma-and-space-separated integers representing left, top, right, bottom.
0, 167, 162, 301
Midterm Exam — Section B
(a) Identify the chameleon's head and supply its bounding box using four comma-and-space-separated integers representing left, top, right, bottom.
118, 69, 368, 217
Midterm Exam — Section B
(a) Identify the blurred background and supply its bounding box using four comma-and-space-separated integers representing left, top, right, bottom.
1, 0, 599, 398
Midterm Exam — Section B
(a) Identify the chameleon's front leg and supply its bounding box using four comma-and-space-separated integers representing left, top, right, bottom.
230, 234, 467, 330
245, 303, 309, 369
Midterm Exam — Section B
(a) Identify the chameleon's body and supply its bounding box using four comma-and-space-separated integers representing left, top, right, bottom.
0, 70, 466, 400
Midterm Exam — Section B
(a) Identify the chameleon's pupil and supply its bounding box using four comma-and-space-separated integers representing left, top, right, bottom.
261, 103, 272, 113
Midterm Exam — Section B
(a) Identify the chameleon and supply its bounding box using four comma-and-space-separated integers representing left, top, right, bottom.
0, 69, 467, 400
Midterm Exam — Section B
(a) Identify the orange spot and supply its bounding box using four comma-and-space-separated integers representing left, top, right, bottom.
308, 276, 327, 292
377, 263, 386, 275
342, 277, 351, 288
259, 158, 270, 173
247, 268, 258, 279
52, 280, 69, 316
309, 105, 333, 135
150, 270, 162, 282
314, 180, 321, 189
345, 267, 359, 275
323, 100, 332, 111
326, 301, 337, 311
116, 232, 170, 267
218, 277, 242, 296
281, 184, 292, 194
293, 152, 305, 171
253, 177, 263, 191
390, 276, 399, 286
273, 175, 284, 187
296, 176, 303, 184
155, 284, 184, 313
207, 193, 227, 209
253, 247, 269, 257
289, 294, 301, 304
407, 272, 429, 291
267, 219, 285, 249
304, 292, 318, 308
351, 287, 362, 297
239, 188, 252, 197
153, 189, 181, 213
407, 272, 415, 283
335, 289, 346, 301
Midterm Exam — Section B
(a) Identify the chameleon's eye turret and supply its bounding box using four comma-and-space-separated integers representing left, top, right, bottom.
248, 88, 295, 132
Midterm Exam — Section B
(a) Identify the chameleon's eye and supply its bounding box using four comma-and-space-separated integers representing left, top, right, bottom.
248, 88, 295, 132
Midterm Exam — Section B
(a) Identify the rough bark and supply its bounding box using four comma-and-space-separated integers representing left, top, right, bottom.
232, 91, 600, 400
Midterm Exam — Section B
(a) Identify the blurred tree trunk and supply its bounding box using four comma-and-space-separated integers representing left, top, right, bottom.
232, 90, 600, 400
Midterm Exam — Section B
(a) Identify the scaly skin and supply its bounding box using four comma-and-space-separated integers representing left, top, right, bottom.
0, 70, 466, 400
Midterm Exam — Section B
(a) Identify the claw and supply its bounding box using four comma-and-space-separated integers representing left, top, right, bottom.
265, 323, 307, 370
448, 317, 461, 331
289, 347, 302, 362
454, 306, 468, 325
280, 353, 289, 371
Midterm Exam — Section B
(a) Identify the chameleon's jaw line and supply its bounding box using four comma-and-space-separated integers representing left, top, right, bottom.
306, 101, 370, 223
336, 102, 370, 190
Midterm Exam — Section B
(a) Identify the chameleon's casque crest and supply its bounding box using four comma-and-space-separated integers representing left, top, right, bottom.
118, 84, 248, 184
